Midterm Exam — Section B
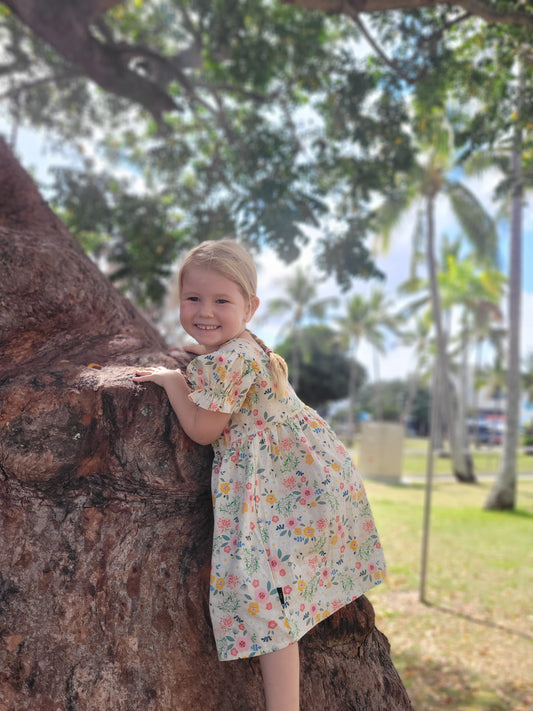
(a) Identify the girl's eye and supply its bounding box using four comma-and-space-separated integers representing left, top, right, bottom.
216, 299, 229, 304
186, 296, 199, 302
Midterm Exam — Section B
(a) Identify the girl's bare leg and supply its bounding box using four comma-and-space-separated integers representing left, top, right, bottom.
258, 643, 300, 711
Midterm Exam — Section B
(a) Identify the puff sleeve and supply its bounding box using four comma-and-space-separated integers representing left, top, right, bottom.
186, 348, 258, 414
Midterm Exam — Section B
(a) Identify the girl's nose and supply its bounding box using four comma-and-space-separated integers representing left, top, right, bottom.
198, 300, 214, 317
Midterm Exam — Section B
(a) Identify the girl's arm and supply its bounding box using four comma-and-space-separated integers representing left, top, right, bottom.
132, 366, 231, 446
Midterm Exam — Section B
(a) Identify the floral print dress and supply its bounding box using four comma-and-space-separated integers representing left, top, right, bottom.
186, 337, 385, 661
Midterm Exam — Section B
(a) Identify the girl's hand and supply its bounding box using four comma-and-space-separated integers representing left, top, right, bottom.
132, 366, 182, 389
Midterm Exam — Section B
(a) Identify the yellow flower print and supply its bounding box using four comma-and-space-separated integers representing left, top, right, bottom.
374, 571, 381, 580
216, 578, 225, 590
242, 502, 249, 513
305, 454, 314, 464
294, 527, 302, 536
219, 482, 231, 495
266, 494, 277, 504
331, 462, 340, 472
251, 361, 261, 371
303, 527, 315, 538
310, 420, 318, 428
248, 602, 259, 615
297, 580, 306, 591
216, 366, 227, 380
350, 540, 359, 551
330, 534, 338, 546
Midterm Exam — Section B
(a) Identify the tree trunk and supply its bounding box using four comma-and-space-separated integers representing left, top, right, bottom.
485, 61, 524, 510
0, 138, 413, 710
425, 194, 475, 482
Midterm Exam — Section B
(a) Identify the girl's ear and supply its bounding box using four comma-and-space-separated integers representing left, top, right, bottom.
246, 296, 260, 322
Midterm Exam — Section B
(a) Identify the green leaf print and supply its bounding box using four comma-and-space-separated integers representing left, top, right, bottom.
241, 548, 261, 574
219, 593, 241, 613
359, 536, 378, 561
275, 493, 299, 517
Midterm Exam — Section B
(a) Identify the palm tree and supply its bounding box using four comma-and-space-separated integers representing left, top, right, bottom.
376, 109, 498, 482
337, 289, 400, 444
266, 266, 338, 390
439, 253, 505, 453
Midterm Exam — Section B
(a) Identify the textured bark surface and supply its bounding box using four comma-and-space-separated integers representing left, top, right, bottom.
0, 138, 413, 710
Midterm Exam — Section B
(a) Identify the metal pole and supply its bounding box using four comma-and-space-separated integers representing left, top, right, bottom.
419, 365, 439, 603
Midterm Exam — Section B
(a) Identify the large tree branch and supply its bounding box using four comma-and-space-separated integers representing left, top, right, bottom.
283, 0, 533, 28
4, 0, 178, 121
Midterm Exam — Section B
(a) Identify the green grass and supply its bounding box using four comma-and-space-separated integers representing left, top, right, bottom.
400, 437, 533, 478
359, 476, 533, 711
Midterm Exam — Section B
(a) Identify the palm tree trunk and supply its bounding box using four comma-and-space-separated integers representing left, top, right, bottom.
485, 61, 524, 509
425, 194, 475, 482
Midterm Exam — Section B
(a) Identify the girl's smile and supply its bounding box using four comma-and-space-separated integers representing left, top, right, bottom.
179, 266, 259, 352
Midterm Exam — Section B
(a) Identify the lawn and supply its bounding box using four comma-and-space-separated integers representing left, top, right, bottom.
352, 442, 533, 710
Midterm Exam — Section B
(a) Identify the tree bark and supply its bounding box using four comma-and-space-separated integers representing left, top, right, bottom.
0, 138, 413, 709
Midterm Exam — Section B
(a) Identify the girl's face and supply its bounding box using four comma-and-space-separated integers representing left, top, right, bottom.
180, 266, 259, 353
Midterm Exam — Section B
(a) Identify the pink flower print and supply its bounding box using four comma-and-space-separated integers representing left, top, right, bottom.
252, 579, 260, 588
253, 409, 259, 417
310, 604, 318, 615
363, 520, 375, 532
268, 621, 277, 629
234, 481, 242, 493
321, 567, 331, 580
236, 636, 250, 652
368, 563, 376, 573
283, 476, 297, 489
216, 354, 226, 364
261, 380, 268, 388
349, 483, 355, 494
224, 545, 231, 553
266, 602, 272, 610
220, 616, 233, 632
286, 517, 297, 530
280, 439, 293, 451
227, 574, 239, 589
279, 569, 286, 577
355, 562, 361, 570
230, 648, 239, 657
300, 604, 305, 612
269, 556, 281, 572
255, 418, 265, 429
272, 515, 279, 523
316, 519, 328, 532
217, 518, 231, 532
246, 482, 252, 490
309, 556, 318, 570
336, 443, 346, 456
254, 588, 269, 604
283, 585, 292, 596
332, 599, 342, 611
197, 376, 205, 388
303, 487, 313, 499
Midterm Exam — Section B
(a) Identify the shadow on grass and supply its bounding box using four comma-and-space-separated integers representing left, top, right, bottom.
421, 600, 533, 642
394, 649, 531, 711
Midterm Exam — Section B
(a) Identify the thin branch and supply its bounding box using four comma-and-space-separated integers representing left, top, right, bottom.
0, 71, 77, 101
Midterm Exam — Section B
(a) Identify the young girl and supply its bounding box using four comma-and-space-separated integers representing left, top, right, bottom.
133, 240, 385, 711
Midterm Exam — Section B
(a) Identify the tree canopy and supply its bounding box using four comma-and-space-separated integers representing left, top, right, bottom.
2, 0, 531, 304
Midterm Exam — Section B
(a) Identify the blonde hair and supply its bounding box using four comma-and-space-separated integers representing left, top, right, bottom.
178, 239, 289, 395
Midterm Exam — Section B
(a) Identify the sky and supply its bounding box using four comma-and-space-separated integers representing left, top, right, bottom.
10, 125, 533, 387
